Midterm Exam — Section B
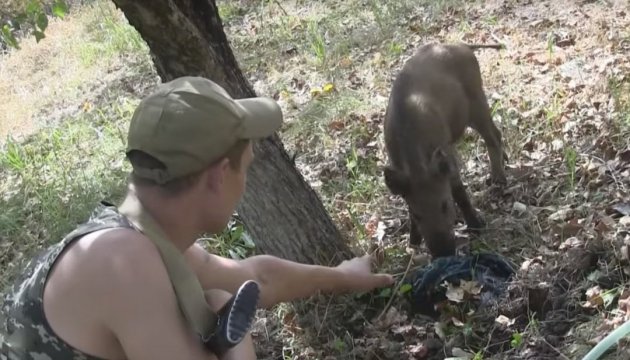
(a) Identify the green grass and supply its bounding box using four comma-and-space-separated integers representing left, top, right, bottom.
0, 0, 154, 288
0, 101, 133, 290
341, 144, 382, 202
217, 1, 247, 23
283, 90, 368, 151
76, 2, 148, 67
0, 0, 153, 142
0, 0, 156, 292
224, 0, 437, 79
608, 76, 630, 147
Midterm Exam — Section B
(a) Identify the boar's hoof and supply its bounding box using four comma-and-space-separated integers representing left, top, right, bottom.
427, 242, 456, 259
466, 228, 483, 238
409, 232, 423, 247
495, 174, 508, 185
408, 219, 423, 246
491, 173, 508, 185
485, 174, 507, 188
465, 217, 485, 235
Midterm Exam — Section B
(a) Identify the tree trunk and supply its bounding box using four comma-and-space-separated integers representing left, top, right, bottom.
109, 0, 354, 265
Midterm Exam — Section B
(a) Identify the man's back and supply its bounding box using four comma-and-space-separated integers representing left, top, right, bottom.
1, 202, 219, 360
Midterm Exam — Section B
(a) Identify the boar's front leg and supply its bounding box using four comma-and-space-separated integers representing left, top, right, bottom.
408, 209, 423, 246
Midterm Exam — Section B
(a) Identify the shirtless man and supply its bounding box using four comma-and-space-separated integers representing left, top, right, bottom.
0, 76, 394, 360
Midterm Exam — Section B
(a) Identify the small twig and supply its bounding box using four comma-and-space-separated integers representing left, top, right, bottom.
542, 338, 571, 360
272, 0, 289, 16
581, 153, 626, 192
368, 350, 384, 360
490, 31, 507, 48
513, 170, 538, 182
331, 199, 371, 205
475, 226, 531, 232
391, 264, 426, 278
388, 222, 407, 238
316, 294, 334, 338
376, 253, 414, 321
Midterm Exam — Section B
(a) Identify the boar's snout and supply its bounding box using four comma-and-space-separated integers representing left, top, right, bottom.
424, 230, 456, 258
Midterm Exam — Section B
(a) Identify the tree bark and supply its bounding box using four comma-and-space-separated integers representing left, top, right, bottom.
109, 0, 354, 265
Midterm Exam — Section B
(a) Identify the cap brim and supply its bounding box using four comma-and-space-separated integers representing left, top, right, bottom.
236, 97, 283, 139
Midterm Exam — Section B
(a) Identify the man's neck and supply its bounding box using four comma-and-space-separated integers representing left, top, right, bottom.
122, 185, 201, 253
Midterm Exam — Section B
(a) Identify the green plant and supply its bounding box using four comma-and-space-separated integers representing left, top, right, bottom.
543, 89, 563, 131
388, 41, 403, 57
306, 19, 326, 67
332, 337, 346, 352
485, 14, 498, 25
564, 146, 577, 189
200, 218, 256, 260
1, 0, 69, 48
511, 332, 523, 348
546, 31, 556, 62
217, 2, 245, 23
608, 77, 630, 140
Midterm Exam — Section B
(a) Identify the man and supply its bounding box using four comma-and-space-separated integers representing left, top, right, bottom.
0, 76, 394, 360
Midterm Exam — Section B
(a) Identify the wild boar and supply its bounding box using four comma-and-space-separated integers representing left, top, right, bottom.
383, 42, 507, 258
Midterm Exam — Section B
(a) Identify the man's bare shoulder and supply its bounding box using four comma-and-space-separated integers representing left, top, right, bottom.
51, 227, 216, 359
79, 226, 160, 258
79, 227, 173, 301
46, 227, 170, 308
57, 227, 165, 284
43, 226, 192, 359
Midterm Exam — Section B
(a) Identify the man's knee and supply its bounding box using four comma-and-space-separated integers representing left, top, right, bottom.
204, 289, 232, 311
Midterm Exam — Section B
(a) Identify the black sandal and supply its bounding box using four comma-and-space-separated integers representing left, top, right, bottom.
202, 280, 260, 355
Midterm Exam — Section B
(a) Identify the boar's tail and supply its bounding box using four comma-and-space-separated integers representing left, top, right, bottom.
465, 43, 505, 51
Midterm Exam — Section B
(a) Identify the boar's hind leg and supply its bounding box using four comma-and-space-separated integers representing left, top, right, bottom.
470, 96, 507, 185
451, 174, 485, 232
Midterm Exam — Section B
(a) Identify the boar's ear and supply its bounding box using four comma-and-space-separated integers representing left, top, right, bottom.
430, 148, 451, 177
383, 166, 410, 196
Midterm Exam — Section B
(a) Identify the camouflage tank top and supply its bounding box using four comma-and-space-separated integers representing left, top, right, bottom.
0, 201, 134, 360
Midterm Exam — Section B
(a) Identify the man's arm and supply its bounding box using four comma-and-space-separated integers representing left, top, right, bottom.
102, 234, 218, 360
184, 243, 394, 309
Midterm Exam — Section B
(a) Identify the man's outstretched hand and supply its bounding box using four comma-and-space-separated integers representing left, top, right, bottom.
195, 247, 397, 309
335, 254, 395, 293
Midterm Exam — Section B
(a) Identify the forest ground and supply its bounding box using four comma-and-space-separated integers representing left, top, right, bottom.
1, 0, 629, 359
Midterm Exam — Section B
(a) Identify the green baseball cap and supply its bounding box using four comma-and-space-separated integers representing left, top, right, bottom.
125, 76, 283, 184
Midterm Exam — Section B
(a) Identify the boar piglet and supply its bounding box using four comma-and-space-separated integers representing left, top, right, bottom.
383, 42, 507, 258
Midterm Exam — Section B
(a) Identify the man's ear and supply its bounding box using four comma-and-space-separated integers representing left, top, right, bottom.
205, 158, 230, 190
430, 147, 451, 178
383, 166, 410, 196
